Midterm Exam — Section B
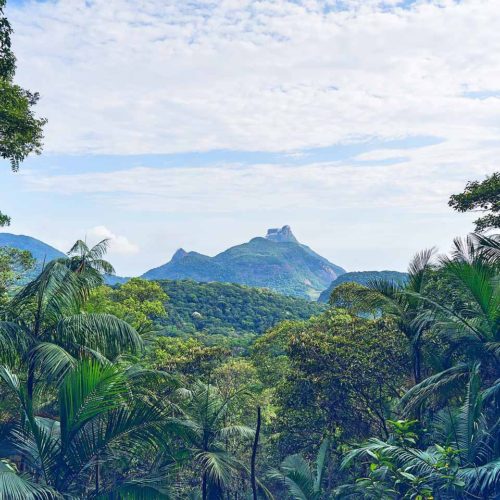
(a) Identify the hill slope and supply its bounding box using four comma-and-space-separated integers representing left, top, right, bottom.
155, 279, 326, 335
0, 233, 126, 285
318, 270, 409, 303
0, 233, 66, 274
143, 226, 345, 299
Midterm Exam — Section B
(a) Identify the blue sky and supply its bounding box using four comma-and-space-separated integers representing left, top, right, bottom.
1, 0, 497, 275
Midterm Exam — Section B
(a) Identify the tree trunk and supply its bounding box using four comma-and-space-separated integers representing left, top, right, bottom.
414, 342, 421, 384
95, 454, 99, 496
251, 406, 261, 500
27, 364, 35, 400
202, 471, 208, 500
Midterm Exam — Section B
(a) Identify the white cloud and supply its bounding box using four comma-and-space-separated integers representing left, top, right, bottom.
87, 225, 139, 255
7, 0, 500, 155
21, 138, 497, 217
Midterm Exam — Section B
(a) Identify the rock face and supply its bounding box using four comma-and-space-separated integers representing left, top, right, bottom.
142, 226, 346, 300
266, 225, 298, 243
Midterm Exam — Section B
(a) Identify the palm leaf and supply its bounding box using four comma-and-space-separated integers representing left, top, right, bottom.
0, 460, 59, 500
56, 313, 143, 359
314, 438, 329, 493
0, 321, 31, 366
400, 363, 470, 414
28, 343, 77, 386
457, 459, 500, 497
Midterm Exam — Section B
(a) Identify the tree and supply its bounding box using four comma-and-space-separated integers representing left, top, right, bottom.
328, 282, 378, 317
259, 310, 408, 457
174, 381, 255, 499
0, 211, 10, 227
85, 277, 168, 334
150, 337, 229, 381
356, 249, 436, 384
339, 367, 500, 499
449, 172, 500, 232
0, 246, 34, 305
0, 359, 175, 498
0, 248, 143, 398
1, 0, 47, 225
400, 235, 500, 413
65, 238, 115, 277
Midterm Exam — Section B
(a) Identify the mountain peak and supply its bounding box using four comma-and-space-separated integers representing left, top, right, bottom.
265, 225, 298, 243
171, 248, 188, 261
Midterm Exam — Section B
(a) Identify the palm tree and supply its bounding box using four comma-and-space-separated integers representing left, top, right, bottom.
174, 381, 255, 500
0, 359, 175, 498
437, 235, 499, 362
66, 238, 115, 277
267, 439, 330, 500
339, 366, 500, 499
356, 249, 436, 384
401, 235, 499, 413
0, 253, 142, 398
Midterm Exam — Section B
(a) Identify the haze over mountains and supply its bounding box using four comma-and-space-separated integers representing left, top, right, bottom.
0, 226, 405, 301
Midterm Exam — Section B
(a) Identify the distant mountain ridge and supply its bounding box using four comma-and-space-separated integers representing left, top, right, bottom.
318, 270, 409, 303
142, 226, 346, 299
1, 229, 350, 299
0, 233, 66, 276
0, 233, 126, 285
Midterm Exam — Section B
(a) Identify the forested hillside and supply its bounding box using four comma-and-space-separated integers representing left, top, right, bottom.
318, 270, 408, 302
156, 279, 325, 335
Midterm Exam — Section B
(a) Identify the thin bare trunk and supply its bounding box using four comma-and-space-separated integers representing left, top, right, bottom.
251, 406, 261, 500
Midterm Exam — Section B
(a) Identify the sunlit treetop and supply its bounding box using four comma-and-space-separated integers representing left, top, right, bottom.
449, 172, 500, 232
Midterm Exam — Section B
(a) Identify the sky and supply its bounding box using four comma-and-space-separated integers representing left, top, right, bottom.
0, 0, 497, 276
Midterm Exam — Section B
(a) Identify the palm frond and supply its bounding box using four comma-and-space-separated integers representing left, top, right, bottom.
0, 460, 59, 500
67, 240, 89, 257
0, 321, 31, 366
88, 239, 111, 261
457, 459, 500, 497
58, 360, 129, 449
217, 425, 255, 441
472, 232, 500, 265
314, 438, 329, 493
400, 363, 470, 414
11, 261, 87, 323
28, 343, 77, 386
407, 248, 435, 293
341, 438, 438, 477
196, 450, 240, 486
56, 313, 143, 359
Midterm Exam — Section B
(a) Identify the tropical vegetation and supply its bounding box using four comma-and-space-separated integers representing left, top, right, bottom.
0, 5, 499, 496
0, 189, 498, 497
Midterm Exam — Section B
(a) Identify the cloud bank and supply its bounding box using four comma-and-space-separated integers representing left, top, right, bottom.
8, 0, 500, 155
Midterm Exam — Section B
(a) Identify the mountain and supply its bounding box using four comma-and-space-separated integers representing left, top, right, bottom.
318, 270, 409, 303
142, 226, 346, 299
155, 279, 326, 336
0, 233, 66, 270
0, 233, 127, 285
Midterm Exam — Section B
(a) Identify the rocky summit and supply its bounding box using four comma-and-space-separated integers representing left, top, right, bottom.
266, 225, 299, 243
